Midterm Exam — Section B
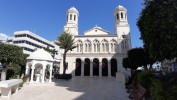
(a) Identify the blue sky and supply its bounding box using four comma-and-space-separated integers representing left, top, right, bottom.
0, 0, 144, 48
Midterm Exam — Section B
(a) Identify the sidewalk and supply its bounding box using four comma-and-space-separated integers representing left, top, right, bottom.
0, 77, 130, 100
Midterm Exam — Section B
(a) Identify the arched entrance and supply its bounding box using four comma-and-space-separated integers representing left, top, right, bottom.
84, 58, 90, 76
75, 58, 81, 76
93, 58, 99, 76
102, 58, 108, 76
111, 58, 117, 77
34, 63, 43, 82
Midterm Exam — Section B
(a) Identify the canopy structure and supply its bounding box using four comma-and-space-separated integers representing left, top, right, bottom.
25, 48, 54, 83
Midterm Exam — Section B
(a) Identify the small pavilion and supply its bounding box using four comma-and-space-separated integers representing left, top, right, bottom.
25, 48, 54, 83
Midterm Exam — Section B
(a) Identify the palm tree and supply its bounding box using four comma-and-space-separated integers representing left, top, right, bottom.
55, 31, 76, 75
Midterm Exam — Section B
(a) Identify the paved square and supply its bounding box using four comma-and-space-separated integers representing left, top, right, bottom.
0, 77, 130, 100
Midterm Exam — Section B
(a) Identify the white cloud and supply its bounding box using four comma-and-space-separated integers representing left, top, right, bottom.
0, 33, 10, 40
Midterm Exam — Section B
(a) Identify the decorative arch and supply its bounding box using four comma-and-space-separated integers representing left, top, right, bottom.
93, 39, 100, 52
76, 40, 83, 52
84, 39, 92, 52
110, 39, 117, 52
101, 39, 109, 52
34, 63, 43, 75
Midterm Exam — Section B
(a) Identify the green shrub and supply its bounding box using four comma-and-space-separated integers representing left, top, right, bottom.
150, 78, 177, 100
6, 63, 21, 80
137, 71, 154, 89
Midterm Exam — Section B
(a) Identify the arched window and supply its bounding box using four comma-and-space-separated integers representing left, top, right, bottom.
106, 43, 109, 52
121, 12, 123, 19
77, 44, 79, 52
74, 15, 76, 21
101, 39, 109, 52
76, 40, 83, 53
114, 43, 116, 52
116, 13, 119, 20
70, 14, 72, 20
93, 39, 100, 52
111, 43, 113, 52
80, 44, 83, 52
85, 39, 92, 52
102, 43, 105, 52
94, 44, 96, 52
110, 39, 117, 52
85, 44, 87, 52
88, 44, 91, 52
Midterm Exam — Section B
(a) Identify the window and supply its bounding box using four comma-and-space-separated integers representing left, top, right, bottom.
116, 13, 119, 20
74, 15, 76, 21
76, 40, 83, 53
85, 39, 92, 53
101, 39, 109, 52
93, 39, 100, 52
94, 44, 96, 52
121, 12, 123, 19
102, 43, 105, 52
110, 39, 117, 52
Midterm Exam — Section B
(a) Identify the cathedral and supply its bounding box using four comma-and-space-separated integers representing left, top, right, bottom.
60, 5, 132, 77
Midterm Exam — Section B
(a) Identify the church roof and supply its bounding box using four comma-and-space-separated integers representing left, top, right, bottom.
67, 7, 79, 15
114, 5, 127, 12
84, 26, 109, 36
27, 48, 54, 61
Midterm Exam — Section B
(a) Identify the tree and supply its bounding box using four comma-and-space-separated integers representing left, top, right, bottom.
0, 44, 25, 80
123, 47, 155, 70
55, 32, 76, 75
137, 0, 177, 61
122, 57, 130, 69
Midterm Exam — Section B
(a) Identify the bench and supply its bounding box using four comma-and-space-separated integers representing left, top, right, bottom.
129, 84, 146, 100
0, 79, 22, 98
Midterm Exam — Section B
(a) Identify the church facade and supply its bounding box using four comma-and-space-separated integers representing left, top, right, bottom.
60, 5, 132, 77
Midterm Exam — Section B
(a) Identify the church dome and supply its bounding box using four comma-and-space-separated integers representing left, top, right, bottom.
67, 7, 79, 15
27, 48, 54, 61
114, 5, 127, 12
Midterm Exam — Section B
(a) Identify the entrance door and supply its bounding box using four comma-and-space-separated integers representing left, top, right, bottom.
75, 58, 81, 76
93, 58, 99, 76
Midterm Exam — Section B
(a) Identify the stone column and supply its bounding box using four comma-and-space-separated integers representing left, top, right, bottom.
30, 67, 34, 83
83, 43, 85, 53
49, 65, 53, 83
81, 60, 84, 77
109, 43, 111, 53
72, 62, 75, 76
90, 59, 93, 77
25, 65, 29, 75
99, 62, 102, 77
60, 60, 63, 74
108, 60, 111, 77
41, 65, 46, 83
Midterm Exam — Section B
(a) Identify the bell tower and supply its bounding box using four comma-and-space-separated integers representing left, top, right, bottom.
114, 5, 131, 53
64, 7, 79, 36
